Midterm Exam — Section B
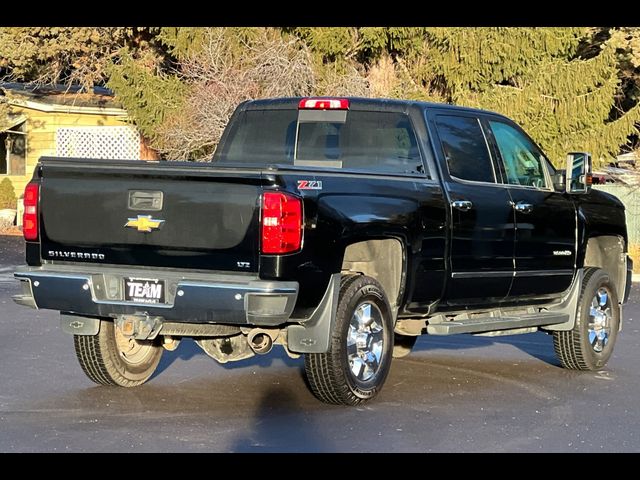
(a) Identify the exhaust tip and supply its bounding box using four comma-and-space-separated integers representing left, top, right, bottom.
248, 331, 273, 355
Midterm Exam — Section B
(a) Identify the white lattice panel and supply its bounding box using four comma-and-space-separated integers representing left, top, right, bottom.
56, 126, 140, 160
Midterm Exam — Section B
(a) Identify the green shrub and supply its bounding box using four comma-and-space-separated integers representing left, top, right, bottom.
0, 178, 16, 209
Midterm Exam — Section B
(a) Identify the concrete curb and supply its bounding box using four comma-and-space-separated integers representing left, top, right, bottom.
633, 274, 640, 283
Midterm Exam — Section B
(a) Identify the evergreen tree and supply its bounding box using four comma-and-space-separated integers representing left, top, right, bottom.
0, 27, 162, 89
0, 27, 638, 163
420, 28, 640, 166
107, 49, 187, 142
107, 27, 306, 153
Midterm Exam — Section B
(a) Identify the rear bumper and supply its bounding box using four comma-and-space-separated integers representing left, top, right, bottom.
13, 266, 298, 326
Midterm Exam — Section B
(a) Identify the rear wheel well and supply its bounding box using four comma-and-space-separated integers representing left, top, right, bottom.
341, 239, 404, 315
583, 235, 626, 299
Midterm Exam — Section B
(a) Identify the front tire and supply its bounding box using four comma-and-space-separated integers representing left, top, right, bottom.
553, 267, 620, 371
74, 318, 163, 387
304, 275, 394, 405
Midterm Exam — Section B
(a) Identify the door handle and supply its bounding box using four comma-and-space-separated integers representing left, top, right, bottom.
513, 202, 533, 214
451, 200, 473, 212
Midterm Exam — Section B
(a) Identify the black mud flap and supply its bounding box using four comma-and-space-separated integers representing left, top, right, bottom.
287, 273, 341, 353
60, 313, 101, 336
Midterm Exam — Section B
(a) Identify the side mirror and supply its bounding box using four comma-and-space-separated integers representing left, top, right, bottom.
566, 152, 592, 194
552, 170, 566, 192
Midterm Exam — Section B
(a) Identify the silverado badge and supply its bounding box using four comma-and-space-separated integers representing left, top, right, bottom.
125, 215, 165, 233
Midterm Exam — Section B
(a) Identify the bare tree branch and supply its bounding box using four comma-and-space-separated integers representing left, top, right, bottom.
156, 29, 316, 160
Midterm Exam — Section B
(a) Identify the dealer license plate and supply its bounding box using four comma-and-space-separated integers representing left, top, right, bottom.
124, 278, 165, 304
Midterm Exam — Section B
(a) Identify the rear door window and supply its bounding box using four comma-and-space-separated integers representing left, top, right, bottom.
434, 115, 496, 183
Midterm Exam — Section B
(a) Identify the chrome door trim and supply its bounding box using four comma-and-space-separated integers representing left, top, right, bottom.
451, 269, 574, 279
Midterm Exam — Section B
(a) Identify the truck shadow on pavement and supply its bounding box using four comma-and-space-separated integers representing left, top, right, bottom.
154, 338, 303, 378
229, 385, 330, 452
410, 331, 560, 367
154, 330, 560, 381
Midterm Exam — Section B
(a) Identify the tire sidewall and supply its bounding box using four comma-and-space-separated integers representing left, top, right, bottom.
577, 270, 620, 369
336, 276, 394, 400
101, 320, 163, 381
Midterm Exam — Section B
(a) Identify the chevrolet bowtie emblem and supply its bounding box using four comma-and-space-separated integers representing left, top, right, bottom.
125, 215, 165, 233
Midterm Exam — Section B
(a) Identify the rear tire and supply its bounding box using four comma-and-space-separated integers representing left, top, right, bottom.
553, 267, 620, 371
74, 318, 163, 387
304, 274, 394, 405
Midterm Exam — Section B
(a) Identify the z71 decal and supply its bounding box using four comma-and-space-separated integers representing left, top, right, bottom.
297, 180, 323, 190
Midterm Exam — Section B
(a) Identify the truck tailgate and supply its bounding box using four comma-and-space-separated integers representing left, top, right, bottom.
38, 158, 264, 272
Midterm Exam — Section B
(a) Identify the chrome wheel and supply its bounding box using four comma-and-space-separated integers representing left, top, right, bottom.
589, 287, 612, 353
114, 326, 157, 366
347, 302, 385, 382
553, 268, 620, 371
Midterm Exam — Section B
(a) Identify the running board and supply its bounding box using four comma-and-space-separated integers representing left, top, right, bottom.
426, 313, 569, 335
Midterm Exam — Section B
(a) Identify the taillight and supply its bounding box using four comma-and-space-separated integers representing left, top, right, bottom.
261, 192, 302, 254
23, 182, 39, 241
298, 98, 349, 110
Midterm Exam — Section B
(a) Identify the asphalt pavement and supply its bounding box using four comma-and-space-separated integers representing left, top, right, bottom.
1, 235, 639, 452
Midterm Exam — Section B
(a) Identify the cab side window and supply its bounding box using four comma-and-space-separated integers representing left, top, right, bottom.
489, 120, 548, 189
435, 115, 496, 183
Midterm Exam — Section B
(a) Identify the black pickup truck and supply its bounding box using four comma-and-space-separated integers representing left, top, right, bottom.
14, 97, 633, 405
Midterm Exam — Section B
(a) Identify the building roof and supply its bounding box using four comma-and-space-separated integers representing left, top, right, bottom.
0, 113, 27, 133
0, 82, 127, 116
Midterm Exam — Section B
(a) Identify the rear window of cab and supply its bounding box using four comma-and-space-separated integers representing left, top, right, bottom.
214, 108, 426, 175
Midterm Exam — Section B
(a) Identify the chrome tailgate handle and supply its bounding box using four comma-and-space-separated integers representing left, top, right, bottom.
128, 191, 164, 211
